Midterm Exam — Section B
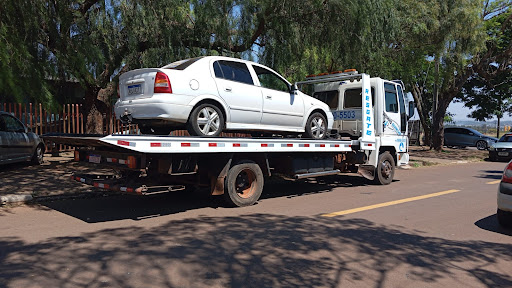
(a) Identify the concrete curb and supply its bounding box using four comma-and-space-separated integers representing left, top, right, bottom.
0, 191, 112, 205
1, 194, 33, 204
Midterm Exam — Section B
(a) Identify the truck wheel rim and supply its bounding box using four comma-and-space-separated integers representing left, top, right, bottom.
196, 107, 220, 135
235, 169, 256, 199
381, 160, 392, 179
310, 116, 326, 138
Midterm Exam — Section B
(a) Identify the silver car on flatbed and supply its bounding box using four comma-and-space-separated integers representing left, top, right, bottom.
115, 56, 334, 138
0, 111, 44, 165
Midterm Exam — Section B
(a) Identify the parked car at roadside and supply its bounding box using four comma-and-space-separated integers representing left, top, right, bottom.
115, 56, 334, 139
489, 133, 512, 161
497, 159, 512, 228
0, 111, 44, 165
444, 127, 497, 150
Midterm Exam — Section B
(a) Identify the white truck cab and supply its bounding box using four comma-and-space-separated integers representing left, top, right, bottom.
297, 71, 413, 174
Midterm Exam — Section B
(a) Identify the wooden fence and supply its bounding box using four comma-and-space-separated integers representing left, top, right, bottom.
1, 102, 139, 151
1, 102, 249, 152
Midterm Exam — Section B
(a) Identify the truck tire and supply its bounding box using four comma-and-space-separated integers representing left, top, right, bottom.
223, 161, 264, 207
373, 151, 395, 185
305, 112, 327, 139
187, 103, 224, 137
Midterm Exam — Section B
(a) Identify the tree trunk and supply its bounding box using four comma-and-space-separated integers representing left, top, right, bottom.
84, 85, 111, 134
431, 98, 451, 151
410, 84, 431, 146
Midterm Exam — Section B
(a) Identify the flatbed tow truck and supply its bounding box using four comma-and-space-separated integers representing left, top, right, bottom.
44, 72, 413, 207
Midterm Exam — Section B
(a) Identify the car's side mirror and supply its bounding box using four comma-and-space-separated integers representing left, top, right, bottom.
408, 102, 416, 120
290, 83, 298, 94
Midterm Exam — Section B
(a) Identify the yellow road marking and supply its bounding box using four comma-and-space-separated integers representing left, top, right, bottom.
321, 189, 461, 217
486, 180, 501, 185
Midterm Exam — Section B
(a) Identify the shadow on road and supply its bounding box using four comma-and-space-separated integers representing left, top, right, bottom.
474, 214, 512, 237
38, 174, 371, 223
1, 215, 511, 288
475, 169, 505, 180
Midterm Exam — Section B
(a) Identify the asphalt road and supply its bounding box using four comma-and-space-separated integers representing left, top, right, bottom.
1, 161, 512, 288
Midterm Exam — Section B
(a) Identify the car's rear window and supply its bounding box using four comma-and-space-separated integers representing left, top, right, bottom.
162, 57, 204, 70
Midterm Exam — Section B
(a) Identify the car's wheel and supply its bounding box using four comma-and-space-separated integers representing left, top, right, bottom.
31, 144, 44, 165
476, 140, 488, 150
305, 112, 327, 139
497, 209, 512, 228
373, 151, 395, 185
223, 161, 264, 207
187, 103, 224, 137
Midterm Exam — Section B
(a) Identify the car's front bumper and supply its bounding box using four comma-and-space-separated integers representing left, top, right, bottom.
489, 150, 512, 161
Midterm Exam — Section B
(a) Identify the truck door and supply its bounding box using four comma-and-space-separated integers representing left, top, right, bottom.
383, 82, 402, 135
397, 85, 407, 134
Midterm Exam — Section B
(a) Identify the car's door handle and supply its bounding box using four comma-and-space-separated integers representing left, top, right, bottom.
225, 87, 232, 92
266, 95, 272, 99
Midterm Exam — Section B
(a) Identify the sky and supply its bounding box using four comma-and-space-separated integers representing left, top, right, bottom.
448, 101, 512, 122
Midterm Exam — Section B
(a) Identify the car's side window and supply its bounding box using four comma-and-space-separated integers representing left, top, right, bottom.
2, 115, 24, 132
384, 83, 398, 113
213, 60, 254, 85
252, 65, 289, 93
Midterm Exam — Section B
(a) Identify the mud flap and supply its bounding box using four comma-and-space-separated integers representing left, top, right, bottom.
358, 164, 375, 181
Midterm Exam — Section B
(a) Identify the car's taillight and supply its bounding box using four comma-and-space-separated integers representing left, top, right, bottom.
502, 161, 512, 183
154, 72, 172, 93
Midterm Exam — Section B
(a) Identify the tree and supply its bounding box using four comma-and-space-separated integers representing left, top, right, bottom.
458, 68, 512, 138
407, 0, 512, 151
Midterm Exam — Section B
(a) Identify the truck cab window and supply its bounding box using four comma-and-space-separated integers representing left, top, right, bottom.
343, 88, 375, 109
384, 83, 398, 113
397, 85, 407, 133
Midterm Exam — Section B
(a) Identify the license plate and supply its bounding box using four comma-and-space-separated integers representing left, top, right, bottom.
128, 84, 142, 95
498, 152, 509, 157
89, 155, 101, 164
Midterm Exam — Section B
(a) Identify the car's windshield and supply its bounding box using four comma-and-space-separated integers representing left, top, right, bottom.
499, 135, 512, 142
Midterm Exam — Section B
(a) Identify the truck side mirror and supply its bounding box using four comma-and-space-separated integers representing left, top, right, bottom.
408, 102, 416, 120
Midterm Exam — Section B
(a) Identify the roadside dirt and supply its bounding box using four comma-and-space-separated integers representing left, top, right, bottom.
408, 145, 490, 167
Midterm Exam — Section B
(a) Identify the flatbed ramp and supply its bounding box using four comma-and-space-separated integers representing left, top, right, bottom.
43, 134, 358, 154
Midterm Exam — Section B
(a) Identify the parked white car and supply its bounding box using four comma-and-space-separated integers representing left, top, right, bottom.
115, 56, 333, 139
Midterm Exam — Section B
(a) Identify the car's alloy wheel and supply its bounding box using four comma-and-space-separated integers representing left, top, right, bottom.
31, 145, 44, 165
188, 103, 225, 137
305, 112, 327, 139
476, 140, 487, 150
